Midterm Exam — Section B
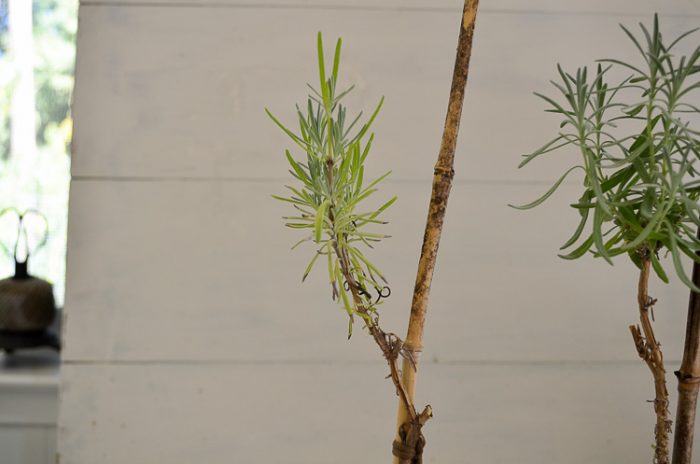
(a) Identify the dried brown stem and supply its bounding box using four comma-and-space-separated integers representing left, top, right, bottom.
326, 135, 429, 462
630, 253, 671, 464
393, 1, 480, 463
332, 241, 424, 423
672, 229, 700, 464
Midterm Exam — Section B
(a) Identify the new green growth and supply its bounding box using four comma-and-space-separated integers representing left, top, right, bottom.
267, 33, 396, 337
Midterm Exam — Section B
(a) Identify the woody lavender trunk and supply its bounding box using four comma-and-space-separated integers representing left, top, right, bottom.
630, 250, 672, 464
673, 230, 700, 464
392, 1, 479, 463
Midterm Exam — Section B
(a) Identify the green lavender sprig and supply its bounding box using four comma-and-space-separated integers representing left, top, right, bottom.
267, 33, 396, 336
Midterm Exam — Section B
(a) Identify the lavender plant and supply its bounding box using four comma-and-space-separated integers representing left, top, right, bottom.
514, 15, 700, 464
266, 34, 433, 461
266, 33, 395, 338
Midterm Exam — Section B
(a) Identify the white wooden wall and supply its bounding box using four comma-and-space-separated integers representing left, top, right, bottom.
61, 1, 700, 463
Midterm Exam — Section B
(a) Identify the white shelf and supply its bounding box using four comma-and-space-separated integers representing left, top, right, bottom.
0, 350, 59, 464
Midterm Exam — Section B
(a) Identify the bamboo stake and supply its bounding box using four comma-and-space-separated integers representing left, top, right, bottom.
672, 230, 700, 464
630, 252, 672, 464
392, 1, 479, 462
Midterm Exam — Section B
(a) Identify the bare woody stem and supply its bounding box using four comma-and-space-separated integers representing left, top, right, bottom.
332, 239, 434, 460
630, 252, 672, 464
334, 239, 414, 417
393, 1, 479, 463
672, 229, 700, 464
325, 122, 432, 462
326, 155, 420, 425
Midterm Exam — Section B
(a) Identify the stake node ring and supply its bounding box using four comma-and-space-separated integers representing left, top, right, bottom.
433, 166, 455, 178
675, 370, 700, 384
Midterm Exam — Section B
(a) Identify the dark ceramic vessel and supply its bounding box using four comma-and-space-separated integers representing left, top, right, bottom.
0, 261, 56, 331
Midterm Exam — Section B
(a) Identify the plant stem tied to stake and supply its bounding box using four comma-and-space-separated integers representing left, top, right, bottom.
332, 239, 428, 431
673, 229, 700, 464
269, 5, 479, 461
630, 250, 672, 464
392, 1, 479, 463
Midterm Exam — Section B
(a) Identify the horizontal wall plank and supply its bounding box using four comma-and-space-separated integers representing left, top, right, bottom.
72, 6, 700, 181
58, 362, 698, 464
78, 0, 700, 17
63, 179, 691, 362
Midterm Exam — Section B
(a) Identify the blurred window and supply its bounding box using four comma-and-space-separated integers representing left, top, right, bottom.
0, 0, 77, 306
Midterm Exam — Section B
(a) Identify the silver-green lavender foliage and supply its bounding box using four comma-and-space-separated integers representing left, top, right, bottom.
267, 33, 396, 336
514, 15, 700, 290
